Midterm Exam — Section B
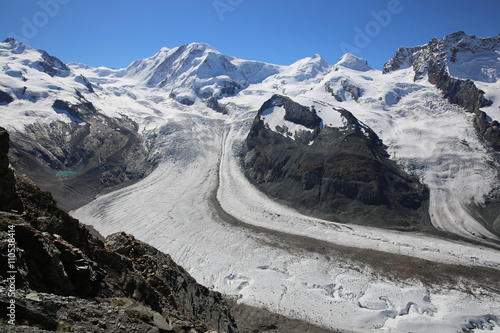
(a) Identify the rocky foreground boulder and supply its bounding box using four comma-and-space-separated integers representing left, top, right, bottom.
0, 126, 239, 332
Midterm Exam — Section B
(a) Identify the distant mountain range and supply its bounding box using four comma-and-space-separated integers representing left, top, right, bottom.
1, 31, 500, 332
1, 31, 498, 239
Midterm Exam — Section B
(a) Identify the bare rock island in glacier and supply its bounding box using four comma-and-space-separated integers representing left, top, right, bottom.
244, 94, 431, 230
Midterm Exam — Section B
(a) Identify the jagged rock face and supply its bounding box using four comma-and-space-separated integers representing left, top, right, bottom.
0, 127, 23, 213
244, 95, 431, 229
8, 100, 157, 211
104, 232, 239, 333
38, 50, 70, 77
383, 31, 500, 151
0, 287, 175, 332
1, 211, 105, 298
325, 78, 363, 102
0, 129, 239, 332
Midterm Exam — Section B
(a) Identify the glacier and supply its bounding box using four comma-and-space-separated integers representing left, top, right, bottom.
1, 33, 500, 332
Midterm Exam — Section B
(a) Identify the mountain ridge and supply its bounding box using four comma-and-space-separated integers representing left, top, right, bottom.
382, 31, 500, 151
2, 32, 499, 332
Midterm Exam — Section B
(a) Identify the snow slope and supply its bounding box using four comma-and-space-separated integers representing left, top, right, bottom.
0, 38, 91, 130
1, 36, 500, 332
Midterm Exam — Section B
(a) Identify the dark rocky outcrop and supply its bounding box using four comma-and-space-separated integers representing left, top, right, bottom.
0, 128, 23, 213
426, 60, 500, 151
0, 90, 14, 104
340, 79, 363, 101
37, 50, 70, 77
476, 111, 500, 151
78, 74, 95, 93
324, 79, 363, 103
244, 95, 431, 230
8, 99, 157, 211
0, 128, 239, 332
206, 96, 228, 114
0, 288, 177, 332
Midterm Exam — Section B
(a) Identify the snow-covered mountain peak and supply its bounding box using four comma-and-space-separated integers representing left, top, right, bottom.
288, 54, 331, 79
335, 53, 372, 72
1, 37, 32, 55
1, 37, 69, 78
115, 41, 281, 105
184, 42, 221, 55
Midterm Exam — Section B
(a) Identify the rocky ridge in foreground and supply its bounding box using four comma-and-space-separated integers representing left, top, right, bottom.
0, 126, 238, 332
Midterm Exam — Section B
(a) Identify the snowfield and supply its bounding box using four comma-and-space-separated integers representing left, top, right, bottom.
1, 37, 500, 332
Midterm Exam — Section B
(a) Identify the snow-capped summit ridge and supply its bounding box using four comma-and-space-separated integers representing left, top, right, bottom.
288, 53, 332, 80
0, 37, 69, 79
1, 37, 34, 56
335, 53, 372, 72
117, 41, 281, 104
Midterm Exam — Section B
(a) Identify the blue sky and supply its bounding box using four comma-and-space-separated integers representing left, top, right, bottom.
1, 0, 499, 70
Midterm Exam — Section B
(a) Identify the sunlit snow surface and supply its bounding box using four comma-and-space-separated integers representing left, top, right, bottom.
72, 64, 500, 332
2, 40, 500, 332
